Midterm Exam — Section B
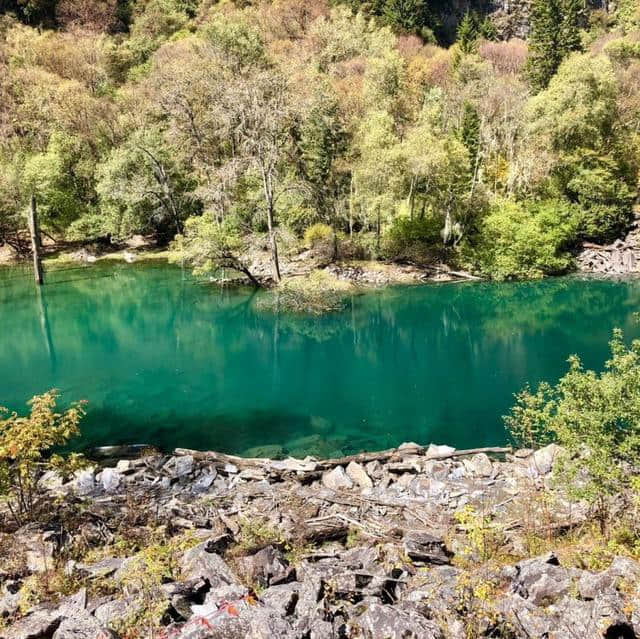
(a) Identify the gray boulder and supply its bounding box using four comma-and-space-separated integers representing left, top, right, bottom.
355, 602, 442, 639
512, 553, 570, 606
463, 453, 493, 477
346, 462, 373, 489
261, 583, 299, 617
403, 531, 452, 566
239, 545, 294, 588
181, 542, 236, 587
164, 455, 194, 479
0, 609, 62, 639
322, 466, 353, 490
176, 599, 296, 638
99, 469, 121, 493
52, 613, 117, 639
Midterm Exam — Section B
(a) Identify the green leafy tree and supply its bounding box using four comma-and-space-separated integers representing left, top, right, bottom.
170, 213, 262, 287
0, 391, 86, 528
22, 132, 97, 233
526, 0, 585, 90
95, 128, 198, 242
403, 95, 478, 247
528, 53, 637, 242
468, 198, 579, 280
506, 331, 640, 528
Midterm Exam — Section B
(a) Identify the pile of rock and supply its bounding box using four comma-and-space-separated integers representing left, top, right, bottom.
577, 217, 640, 275
2, 443, 639, 639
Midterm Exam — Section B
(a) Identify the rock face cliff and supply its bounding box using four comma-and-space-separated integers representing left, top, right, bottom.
487, 0, 535, 38
442, 0, 606, 41
436, 0, 534, 40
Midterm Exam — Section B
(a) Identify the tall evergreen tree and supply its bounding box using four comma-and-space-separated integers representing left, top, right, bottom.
526, 0, 585, 91
382, 0, 431, 34
456, 12, 478, 55
460, 102, 481, 170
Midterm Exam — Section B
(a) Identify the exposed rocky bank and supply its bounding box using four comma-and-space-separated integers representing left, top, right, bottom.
2, 442, 639, 639
577, 214, 640, 276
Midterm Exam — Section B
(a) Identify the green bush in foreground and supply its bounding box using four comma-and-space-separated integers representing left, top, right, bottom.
0, 391, 86, 528
506, 330, 640, 526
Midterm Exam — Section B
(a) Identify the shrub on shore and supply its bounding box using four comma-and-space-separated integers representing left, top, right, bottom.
0, 391, 86, 529
506, 329, 640, 530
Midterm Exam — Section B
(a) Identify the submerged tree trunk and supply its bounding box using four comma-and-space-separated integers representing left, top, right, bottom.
29, 195, 44, 286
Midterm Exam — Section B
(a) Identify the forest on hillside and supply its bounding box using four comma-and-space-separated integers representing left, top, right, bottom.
0, 0, 639, 281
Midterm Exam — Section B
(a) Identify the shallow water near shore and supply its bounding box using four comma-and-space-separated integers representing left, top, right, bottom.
2, 261, 640, 457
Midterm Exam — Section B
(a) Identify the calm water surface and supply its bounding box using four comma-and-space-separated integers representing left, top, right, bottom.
1, 262, 640, 457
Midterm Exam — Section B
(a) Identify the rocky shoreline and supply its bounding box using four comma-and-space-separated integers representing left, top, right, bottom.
577, 213, 640, 276
2, 442, 639, 639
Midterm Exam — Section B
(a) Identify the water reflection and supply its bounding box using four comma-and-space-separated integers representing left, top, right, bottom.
1, 264, 639, 456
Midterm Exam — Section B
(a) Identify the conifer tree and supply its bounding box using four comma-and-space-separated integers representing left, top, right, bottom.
526, 0, 585, 91
456, 12, 478, 55
460, 102, 481, 170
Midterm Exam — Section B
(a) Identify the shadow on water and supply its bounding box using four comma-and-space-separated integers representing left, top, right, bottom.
2, 263, 640, 456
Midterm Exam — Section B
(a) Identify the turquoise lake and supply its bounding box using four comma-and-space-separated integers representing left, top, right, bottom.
2, 262, 640, 457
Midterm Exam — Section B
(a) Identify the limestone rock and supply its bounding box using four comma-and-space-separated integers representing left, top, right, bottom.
52, 613, 116, 639
463, 453, 493, 477
403, 531, 452, 566
181, 542, 236, 587
1, 609, 62, 639
99, 468, 121, 493
164, 455, 194, 478
261, 583, 299, 617
346, 461, 373, 489
239, 546, 294, 588
425, 444, 456, 459
322, 466, 353, 490
512, 553, 570, 606
355, 602, 442, 639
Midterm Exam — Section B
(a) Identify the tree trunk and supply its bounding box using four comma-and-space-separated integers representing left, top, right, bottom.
266, 199, 281, 283
240, 266, 262, 288
349, 175, 354, 239
261, 166, 281, 283
29, 195, 44, 286
408, 175, 416, 220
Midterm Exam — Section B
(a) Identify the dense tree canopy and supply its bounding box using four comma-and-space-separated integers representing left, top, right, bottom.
0, 0, 638, 280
